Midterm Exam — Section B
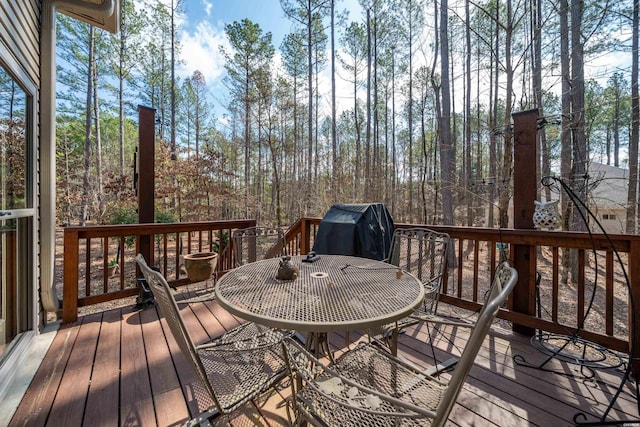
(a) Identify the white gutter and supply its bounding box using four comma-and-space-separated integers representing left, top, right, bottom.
40, 0, 116, 313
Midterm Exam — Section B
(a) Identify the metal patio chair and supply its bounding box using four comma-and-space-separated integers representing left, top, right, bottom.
135, 254, 292, 424
376, 227, 451, 354
283, 262, 518, 427
232, 226, 286, 267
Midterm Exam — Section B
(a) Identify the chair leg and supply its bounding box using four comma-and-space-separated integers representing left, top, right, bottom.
390, 327, 399, 356
183, 407, 220, 427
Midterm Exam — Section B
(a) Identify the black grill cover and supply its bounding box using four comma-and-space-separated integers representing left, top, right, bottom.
312, 203, 394, 260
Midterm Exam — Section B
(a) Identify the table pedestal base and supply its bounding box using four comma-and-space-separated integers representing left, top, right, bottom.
304, 332, 335, 364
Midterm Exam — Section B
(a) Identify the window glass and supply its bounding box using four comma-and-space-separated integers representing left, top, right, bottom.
0, 67, 28, 210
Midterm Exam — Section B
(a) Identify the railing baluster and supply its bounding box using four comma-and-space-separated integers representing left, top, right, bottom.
552, 247, 559, 323
456, 239, 463, 298
119, 236, 125, 290
85, 238, 91, 297
577, 249, 585, 328
472, 240, 479, 302
606, 251, 614, 336
102, 236, 109, 294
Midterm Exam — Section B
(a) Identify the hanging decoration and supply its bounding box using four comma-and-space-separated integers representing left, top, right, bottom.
532, 200, 561, 230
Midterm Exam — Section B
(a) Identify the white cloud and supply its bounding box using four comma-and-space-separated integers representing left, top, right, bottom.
178, 20, 229, 89
201, 0, 213, 17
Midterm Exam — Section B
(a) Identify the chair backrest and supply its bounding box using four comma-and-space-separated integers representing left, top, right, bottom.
135, 254, 219, 406
387, 227, 451, 313
432, 261, 518, 426
232, 226, 286, 266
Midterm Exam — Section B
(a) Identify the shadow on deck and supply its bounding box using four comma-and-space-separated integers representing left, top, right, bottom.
9, 288, 639, 427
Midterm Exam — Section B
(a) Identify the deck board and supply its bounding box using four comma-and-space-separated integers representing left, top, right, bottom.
140, 306, 191, 426
83, 309, 121, 427
120, 310, 157, 426
9, 299, 639, 427
48, 313, 100, 426
10, 320, 82, 426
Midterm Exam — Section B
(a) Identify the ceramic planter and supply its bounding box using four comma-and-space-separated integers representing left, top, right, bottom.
183, 252, 218, 282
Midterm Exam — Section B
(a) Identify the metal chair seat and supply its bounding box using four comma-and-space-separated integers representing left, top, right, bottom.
284, 262, 518, 427
376, 228, 451, 354
135, 254, 292, 423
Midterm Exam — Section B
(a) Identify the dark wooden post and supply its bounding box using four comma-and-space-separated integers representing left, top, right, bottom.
62, 228, 79, 322
512, 109, 538, 336
137, 106, 155, 265
629, 240, 640, 374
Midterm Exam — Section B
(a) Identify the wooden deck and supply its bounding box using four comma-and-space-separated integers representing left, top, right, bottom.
9, 292, 640, 427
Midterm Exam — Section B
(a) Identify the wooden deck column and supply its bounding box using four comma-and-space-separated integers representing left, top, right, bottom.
511, 109, 538, 336
629, 240, 640, 374
137, 105, 155, 265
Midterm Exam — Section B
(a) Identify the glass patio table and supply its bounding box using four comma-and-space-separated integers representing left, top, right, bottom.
215, 255, 424, 356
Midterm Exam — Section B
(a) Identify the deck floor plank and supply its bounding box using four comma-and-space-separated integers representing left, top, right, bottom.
8, 320, 83, 427
9, 299, 640, 427
47, 313, 101, 426
120, 310, 157, 427
140, 306, 191, 426
82, 309, 122, 427
400, 322, 634, 425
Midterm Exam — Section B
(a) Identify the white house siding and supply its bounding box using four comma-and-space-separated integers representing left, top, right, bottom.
589, 162, 632, 234
0, 1, 40, 88
0, 0, 43, 326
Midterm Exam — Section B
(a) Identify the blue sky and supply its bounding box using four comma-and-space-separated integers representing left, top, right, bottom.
167, 0, 630, 128
174, 0, 362, 120
182, 0, 293, 47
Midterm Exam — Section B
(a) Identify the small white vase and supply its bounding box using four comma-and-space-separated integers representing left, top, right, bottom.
533, 200, 561, 230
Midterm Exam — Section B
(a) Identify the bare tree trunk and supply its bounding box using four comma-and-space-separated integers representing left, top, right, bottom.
628, 0, 639, 234
354, 52, 362, 201
532, 0, 550, 201
570, 0, 587, 233
330, 0, 337, 201
80, 26, 95, 226
465, 0, 472, 225
560, 0, 571, 284
245, 74, 251, 218
365, 8, 372, 200
391, 47, 397, 215
93, 44, 104, 219
439, 0, 453, 228
498, 0, 514, 228
119, 3, 126, 177
488, 4, 499, 228
307, 3, 313, 214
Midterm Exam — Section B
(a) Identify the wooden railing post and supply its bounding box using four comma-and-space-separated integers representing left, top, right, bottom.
137, 105, 156, 266
629, 240, 640, 375
512, 109, 538, 336
301, 218, 311, 254
62, 228, 79, 323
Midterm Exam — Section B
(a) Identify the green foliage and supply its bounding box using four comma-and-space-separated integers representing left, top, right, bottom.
109, 207, 137, 246
212, 231, 229, 254
109, 207, 138, 225
155, 211, 177, 224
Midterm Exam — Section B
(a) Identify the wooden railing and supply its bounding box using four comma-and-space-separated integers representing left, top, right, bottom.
62, 219, 255, 322
62, 216, 640, 366
290, 217, 640, 359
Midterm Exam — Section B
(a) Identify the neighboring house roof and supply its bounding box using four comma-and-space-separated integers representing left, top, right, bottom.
588, 162, 629, 210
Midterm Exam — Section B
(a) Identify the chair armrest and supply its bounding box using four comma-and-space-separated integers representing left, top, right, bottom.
197, 326, 292, 351
410, 313, 474, 328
